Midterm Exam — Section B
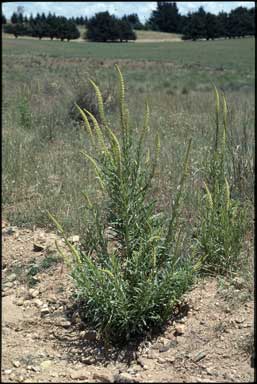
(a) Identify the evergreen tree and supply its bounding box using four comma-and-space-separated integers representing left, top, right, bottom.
122, 13, 143, 30
148, 2, 180, 33
117, 18, 136, 42
2, 14, 7, 24
86, 11, 119, 42
11, 12, 18, 24
216, 11, 229, 38
205, 12, 218, 40
17, 12, 24, 23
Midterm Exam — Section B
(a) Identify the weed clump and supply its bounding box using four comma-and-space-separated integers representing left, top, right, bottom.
49, 66, 197, 344
195, 87, 249, 276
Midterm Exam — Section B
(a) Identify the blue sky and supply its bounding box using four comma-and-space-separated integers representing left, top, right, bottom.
2, 2, 255, 22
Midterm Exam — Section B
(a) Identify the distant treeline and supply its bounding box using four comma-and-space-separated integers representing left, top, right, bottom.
2, 13, 80, 41
147, 2, 255, 40
2, 2, 255, 42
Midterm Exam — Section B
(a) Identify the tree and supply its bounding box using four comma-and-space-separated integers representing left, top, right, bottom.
205, 13, 218, 40
66, 22, 80, 41
2, 14, 7, 24
148, 2, 180, 33
216, 11, 229, 38
122, 13, 143, 30
117, 19, 136, 42
11, 12, 18, 24
86, 11, 119, 42
182, 7, 206, 41
4, 23, 28, 38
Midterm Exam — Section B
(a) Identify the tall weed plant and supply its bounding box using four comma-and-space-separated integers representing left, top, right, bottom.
49, 66, 198, 343
195, 87, 249, 276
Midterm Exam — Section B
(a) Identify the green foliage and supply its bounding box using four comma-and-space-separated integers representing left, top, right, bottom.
148, 2, 180, 33
195, 87, 249, 276
18, 95, 32, 130
49, 66, 197, 343
85, 11, 136, 42
4, 13, 80, 41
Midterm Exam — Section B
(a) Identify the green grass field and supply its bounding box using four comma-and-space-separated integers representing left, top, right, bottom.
3, 36, 254, 71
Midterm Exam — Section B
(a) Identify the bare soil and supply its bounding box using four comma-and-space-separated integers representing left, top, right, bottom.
2, 224, 254, 383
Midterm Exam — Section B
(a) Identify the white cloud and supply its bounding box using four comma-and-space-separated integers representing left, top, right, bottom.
2, 2, 255, 21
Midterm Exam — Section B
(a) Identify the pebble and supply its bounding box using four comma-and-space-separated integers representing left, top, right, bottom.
12, 360, 21, 368
81, 356, 96, 365
157, 357, 167, 364
40, 360, 52, 370
147, 350, 159, 359
152, 342, 163, 350
9, 373, 16, 381
114, 372, 137, 383
40, 306, 50, 316
7, 273, 17, 282
81, 330, 97, 341
175, 324, 185, 335
93, 371, 114, 382
3, 282, 13, 288
59, 320, 71, 328
70, 370, 89, 380
29, 289, 40, 298
16, 298, 24, 306
193, 351, 206, 362
34, 299, 43, 307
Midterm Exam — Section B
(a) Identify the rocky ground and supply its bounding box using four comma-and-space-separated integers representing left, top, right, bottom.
2, 223, 255, 383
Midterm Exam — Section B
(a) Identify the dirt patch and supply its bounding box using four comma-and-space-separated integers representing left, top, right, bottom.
2, 225, 254, 382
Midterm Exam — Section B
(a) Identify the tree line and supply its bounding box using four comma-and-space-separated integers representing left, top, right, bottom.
3, 13, 80, 41
147, 2, 255, 40
2, 3, 255, 42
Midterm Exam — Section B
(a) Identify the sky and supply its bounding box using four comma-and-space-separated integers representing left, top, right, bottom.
2, 2, 255, 22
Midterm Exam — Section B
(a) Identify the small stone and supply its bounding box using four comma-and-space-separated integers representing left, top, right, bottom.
34, 299, 43, 307
29, 289, 40, 298
81, 356, 96, 365
166, 356, 175, 363
68, 235, 80, 243
40, 306, 50, 316
174, 324, 185, 335
82, 330, 97, 341
147, 350, 158, 359
59, 320, 71, 329
12, 360, 21, 368
9, 373, 16, 380
16, 298, 24, 306
152, 342, 163, 350
193, 351, 206, 362
17, 375, 25, 382
5, 369, 13, 374
114, 372, 137, 383
159, 343, 171, 353
7, 273, 17, 282
70, 370, 89, 380
40, 360, 52, 370
157, 357, 167, 364
3, 282, 13, 288
93, 371, 113, 382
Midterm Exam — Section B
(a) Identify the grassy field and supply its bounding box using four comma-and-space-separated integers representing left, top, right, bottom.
3, 37, 254, 236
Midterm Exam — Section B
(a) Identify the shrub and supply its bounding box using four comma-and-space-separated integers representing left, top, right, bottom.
194, 87, 249, 275
49, 66, 198, 344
